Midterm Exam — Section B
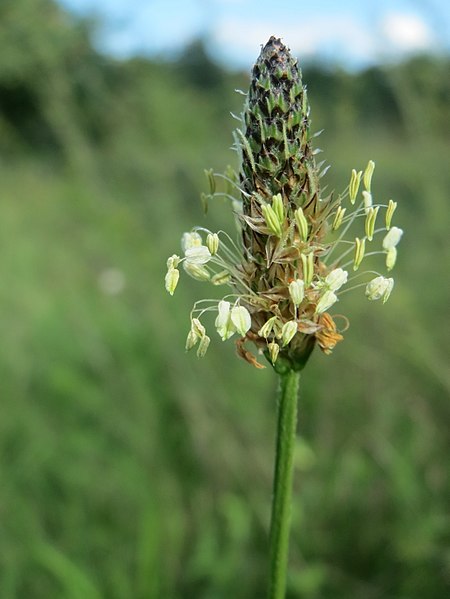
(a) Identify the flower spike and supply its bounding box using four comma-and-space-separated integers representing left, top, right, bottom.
164, 36, 402, 369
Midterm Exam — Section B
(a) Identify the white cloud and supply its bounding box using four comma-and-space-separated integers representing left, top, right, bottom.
380, 12, 434, 53
210, 10, 438, 70
211, 16, 379, 68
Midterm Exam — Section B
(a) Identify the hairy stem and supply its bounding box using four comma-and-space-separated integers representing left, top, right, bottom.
268, 369, 300, 599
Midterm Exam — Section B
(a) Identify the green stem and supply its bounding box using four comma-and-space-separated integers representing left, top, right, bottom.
268, 369, 300, 599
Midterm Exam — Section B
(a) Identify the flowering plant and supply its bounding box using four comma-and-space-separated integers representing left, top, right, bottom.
165, 37, 402, 373
165, 37, 403, 598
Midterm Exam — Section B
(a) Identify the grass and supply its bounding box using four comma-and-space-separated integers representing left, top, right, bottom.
0, 50, 449, 598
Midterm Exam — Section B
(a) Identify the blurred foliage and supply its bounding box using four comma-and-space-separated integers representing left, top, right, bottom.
0, 1, 449, 598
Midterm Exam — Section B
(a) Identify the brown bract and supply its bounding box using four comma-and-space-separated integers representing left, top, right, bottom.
316, 313, 344, 355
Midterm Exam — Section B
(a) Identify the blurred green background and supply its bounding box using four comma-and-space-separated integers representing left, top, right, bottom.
0, 1, 449, 598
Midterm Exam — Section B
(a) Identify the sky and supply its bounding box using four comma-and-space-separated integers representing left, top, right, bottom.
58, 0, 450, 70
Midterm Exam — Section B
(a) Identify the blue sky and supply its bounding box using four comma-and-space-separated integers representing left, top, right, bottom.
58, 0, 450, 70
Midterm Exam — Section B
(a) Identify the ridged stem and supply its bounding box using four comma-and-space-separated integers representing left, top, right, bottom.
268, 369, 300, 599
